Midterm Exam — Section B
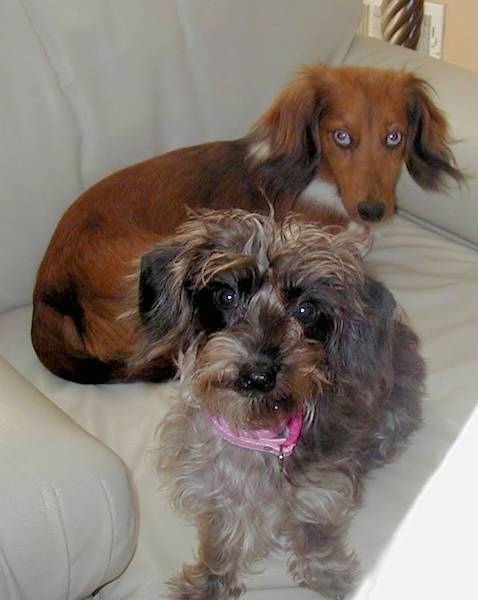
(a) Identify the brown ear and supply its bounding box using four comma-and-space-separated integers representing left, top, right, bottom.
405, 76, 464, 190
249, 67, 326, 166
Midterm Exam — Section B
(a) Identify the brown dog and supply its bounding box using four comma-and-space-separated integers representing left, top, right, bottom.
31, 65, 462, 383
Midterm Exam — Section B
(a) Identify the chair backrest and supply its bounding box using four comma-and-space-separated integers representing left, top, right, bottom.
0, 0, 363, 312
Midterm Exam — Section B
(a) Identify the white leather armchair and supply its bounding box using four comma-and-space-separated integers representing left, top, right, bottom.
1, 1, 477, 599
0, 357, 136, 599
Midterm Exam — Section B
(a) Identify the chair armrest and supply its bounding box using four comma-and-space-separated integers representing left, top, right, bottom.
0, 357, 137, 600
344, 35, 478, 248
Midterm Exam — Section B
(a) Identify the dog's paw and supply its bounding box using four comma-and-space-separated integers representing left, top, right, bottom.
290, 550, 359, 599
167, 564, 244, 600
343, 220, 374, 257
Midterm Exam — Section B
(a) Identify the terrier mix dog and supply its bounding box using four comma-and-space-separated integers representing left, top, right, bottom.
31, 64, 462, 384
156, 210, 424, 599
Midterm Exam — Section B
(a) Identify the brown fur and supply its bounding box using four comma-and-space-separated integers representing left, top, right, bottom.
31, 65, 462, 383
156, 210, 424, 599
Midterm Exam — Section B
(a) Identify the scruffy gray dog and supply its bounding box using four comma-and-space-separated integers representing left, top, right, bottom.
146, 210, 424, 599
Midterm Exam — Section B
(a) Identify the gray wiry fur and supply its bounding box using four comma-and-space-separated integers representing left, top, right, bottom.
153, 210, 424, 599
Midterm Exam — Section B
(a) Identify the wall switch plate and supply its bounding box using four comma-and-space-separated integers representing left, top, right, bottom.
421, 2, 446, 59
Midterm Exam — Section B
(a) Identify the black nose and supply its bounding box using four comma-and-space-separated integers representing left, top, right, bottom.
357, 201, 386, 222
238, 361, 277, 392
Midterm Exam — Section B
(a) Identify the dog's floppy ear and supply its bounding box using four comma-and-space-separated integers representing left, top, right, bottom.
405, 76, 464, 190
249, 67, 326, 168
139, 241, 195, 352
321, 275, 424, 463
329, 277, 398, 405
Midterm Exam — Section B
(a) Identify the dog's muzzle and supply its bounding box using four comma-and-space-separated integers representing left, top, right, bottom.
357, 200, 386, 222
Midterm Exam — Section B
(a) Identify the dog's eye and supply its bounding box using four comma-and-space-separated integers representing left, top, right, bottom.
213, 286, 239, 310
294, 300, 319, 324
333, 129, 352, 147
385, 130, 403, 147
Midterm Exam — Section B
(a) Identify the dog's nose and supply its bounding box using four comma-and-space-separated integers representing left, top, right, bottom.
238, 362, 277, 393
357, 201, 385, 222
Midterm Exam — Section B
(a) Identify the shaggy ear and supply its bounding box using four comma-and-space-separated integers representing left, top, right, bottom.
355, 277, 398, 360
363, 277, 397, 318
321, 276, 424, 464
405, 76, 464, 190
249, 68, 326, 167
361, 277, 425, 462
327, 277, 398, 407
139, 242, 194, 349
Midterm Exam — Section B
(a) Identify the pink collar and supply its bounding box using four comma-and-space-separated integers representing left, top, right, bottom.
210, 412, 303, 459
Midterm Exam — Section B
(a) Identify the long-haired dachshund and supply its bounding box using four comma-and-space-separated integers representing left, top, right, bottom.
32, 65, 463, 383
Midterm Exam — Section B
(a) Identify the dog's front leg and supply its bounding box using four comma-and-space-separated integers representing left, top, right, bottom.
285, 473, 359, 599
167, 512, 245, 600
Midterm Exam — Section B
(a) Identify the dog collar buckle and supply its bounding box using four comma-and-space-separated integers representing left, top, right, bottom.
278, 447, 285, 472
